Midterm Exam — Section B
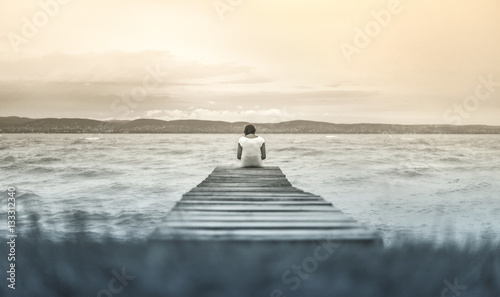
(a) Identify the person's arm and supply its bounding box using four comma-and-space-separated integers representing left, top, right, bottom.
237, 143, 242, 160
261, 143, 266, 160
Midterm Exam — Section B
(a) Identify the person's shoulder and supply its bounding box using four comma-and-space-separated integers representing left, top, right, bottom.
258, 136, 265, 142
238, 136, 246, 143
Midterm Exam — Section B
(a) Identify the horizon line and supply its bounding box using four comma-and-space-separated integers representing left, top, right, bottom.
2, 116, 500, 127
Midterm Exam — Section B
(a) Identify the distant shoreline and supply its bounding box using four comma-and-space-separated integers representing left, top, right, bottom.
1, 117, 499, 134
2, 132, 500, 135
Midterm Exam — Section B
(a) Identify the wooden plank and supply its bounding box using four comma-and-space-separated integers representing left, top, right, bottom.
154, 166, 381, 244
208, 175, 287, 179
215, 169, 282, 171
181, 197, 324, 201
198, 179, 290, 184
183, 193, 317, 198
153, 228, 379, 242
212, 168, 283, 171
205, 175, 288, 178
212, 168, 283, 173
201, 181, 290, 185
176, 200, 332, 206
190, 187, 304, 193
168, 210, 345, 217
164, 216, 356, 222
160, 221, 363, 229
215, 166, 281, 170
165, 213, 356, 222
199, 176, 288, 183
182, 196, 319, 200
203, 177, 290, 181
210, 169, 284, 172
210, 169, 285, 174
173, 205, 340, 212
198, 182, 292, 187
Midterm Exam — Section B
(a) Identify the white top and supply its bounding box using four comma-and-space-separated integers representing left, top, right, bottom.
238, 136, 265, 167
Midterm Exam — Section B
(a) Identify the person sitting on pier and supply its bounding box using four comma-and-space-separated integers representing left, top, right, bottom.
237, 124, 266, 167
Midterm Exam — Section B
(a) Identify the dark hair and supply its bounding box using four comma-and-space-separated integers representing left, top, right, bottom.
244, 124, 256, 135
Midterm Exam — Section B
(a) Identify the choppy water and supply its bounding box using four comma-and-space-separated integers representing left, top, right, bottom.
1, 134, 499, 244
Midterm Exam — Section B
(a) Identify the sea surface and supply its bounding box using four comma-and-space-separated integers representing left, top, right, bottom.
1, 134, 499, 245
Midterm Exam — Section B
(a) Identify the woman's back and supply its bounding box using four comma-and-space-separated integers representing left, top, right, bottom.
238, 136, 265, 167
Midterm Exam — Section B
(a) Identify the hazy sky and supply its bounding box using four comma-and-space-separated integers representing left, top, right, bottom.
1, 0, 499, 124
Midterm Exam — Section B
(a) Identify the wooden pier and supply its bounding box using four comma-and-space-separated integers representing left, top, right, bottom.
153, 166, 380, 244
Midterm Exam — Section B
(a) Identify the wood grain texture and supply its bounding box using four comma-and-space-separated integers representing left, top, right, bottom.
153, 166, 381, 244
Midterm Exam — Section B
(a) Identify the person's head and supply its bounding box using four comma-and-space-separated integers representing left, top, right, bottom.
244, 124, 256, 135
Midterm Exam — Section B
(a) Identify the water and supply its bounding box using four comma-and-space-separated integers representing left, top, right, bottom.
1, 134, 499, 244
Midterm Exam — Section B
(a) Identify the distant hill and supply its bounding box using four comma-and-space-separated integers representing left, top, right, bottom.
0, 116, 33, 126
0, 117, 499, 134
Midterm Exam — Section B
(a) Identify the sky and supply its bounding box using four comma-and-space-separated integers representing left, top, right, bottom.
0, 0, 499, 124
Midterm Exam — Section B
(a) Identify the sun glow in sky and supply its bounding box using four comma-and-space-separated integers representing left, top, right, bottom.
1, 0, 499, 124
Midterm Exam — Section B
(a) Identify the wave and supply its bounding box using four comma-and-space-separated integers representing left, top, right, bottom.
114, 213, 151, 225
108, 182, 130, 191
274, 147, 314, 153
2, 133, 498, 247
17, 191, 43, 200
0, 163, 23, 171
401, 170, 425, 177
382, 167, 427, 177
28, 166, 55, 174
56, 147, 78, 153
77, 170, 106, 178
436, 181, 493, 195
0, 191, 43, 204
70, 137, 101, 145
2, 155, 16, 162
439, 157, 463, 163
165, 149, 191, 155
29, 157, 62, 164
70, 139, 85, 145
0, 145, 9, 150
68, 168, 122, 178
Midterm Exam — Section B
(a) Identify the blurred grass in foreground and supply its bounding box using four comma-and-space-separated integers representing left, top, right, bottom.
0, 214, 499, 297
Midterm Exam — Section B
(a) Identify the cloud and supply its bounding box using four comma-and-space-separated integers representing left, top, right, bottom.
144, 109, 163, 117
143, 108, 296, 123
220, 76, 273, 84
0, 51, 251, 84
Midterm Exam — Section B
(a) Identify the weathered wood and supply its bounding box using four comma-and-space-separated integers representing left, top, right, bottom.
176, 200, 333, 206
212, 167, 284, 172
203, 177, 290, 181
207, 173, 285, 177
181, 196, 324, 201
210, 169, 284, 172
164, 215, 356, 222
153, 166, 381, 244
214, 166, 281, 170
198, 182, 292, 187
167, 210, 346, 218
173, 205, 339, 212
156, 229, 379, 242
211, 171, 285, 175
190, 187, 303, 193
183, 192, 317, 197
161, 221, 363, 229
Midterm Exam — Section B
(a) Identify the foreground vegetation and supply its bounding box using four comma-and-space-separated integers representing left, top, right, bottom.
1, 225, 499, 297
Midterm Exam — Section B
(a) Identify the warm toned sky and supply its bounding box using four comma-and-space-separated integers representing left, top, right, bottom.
1, 0, 499, 124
